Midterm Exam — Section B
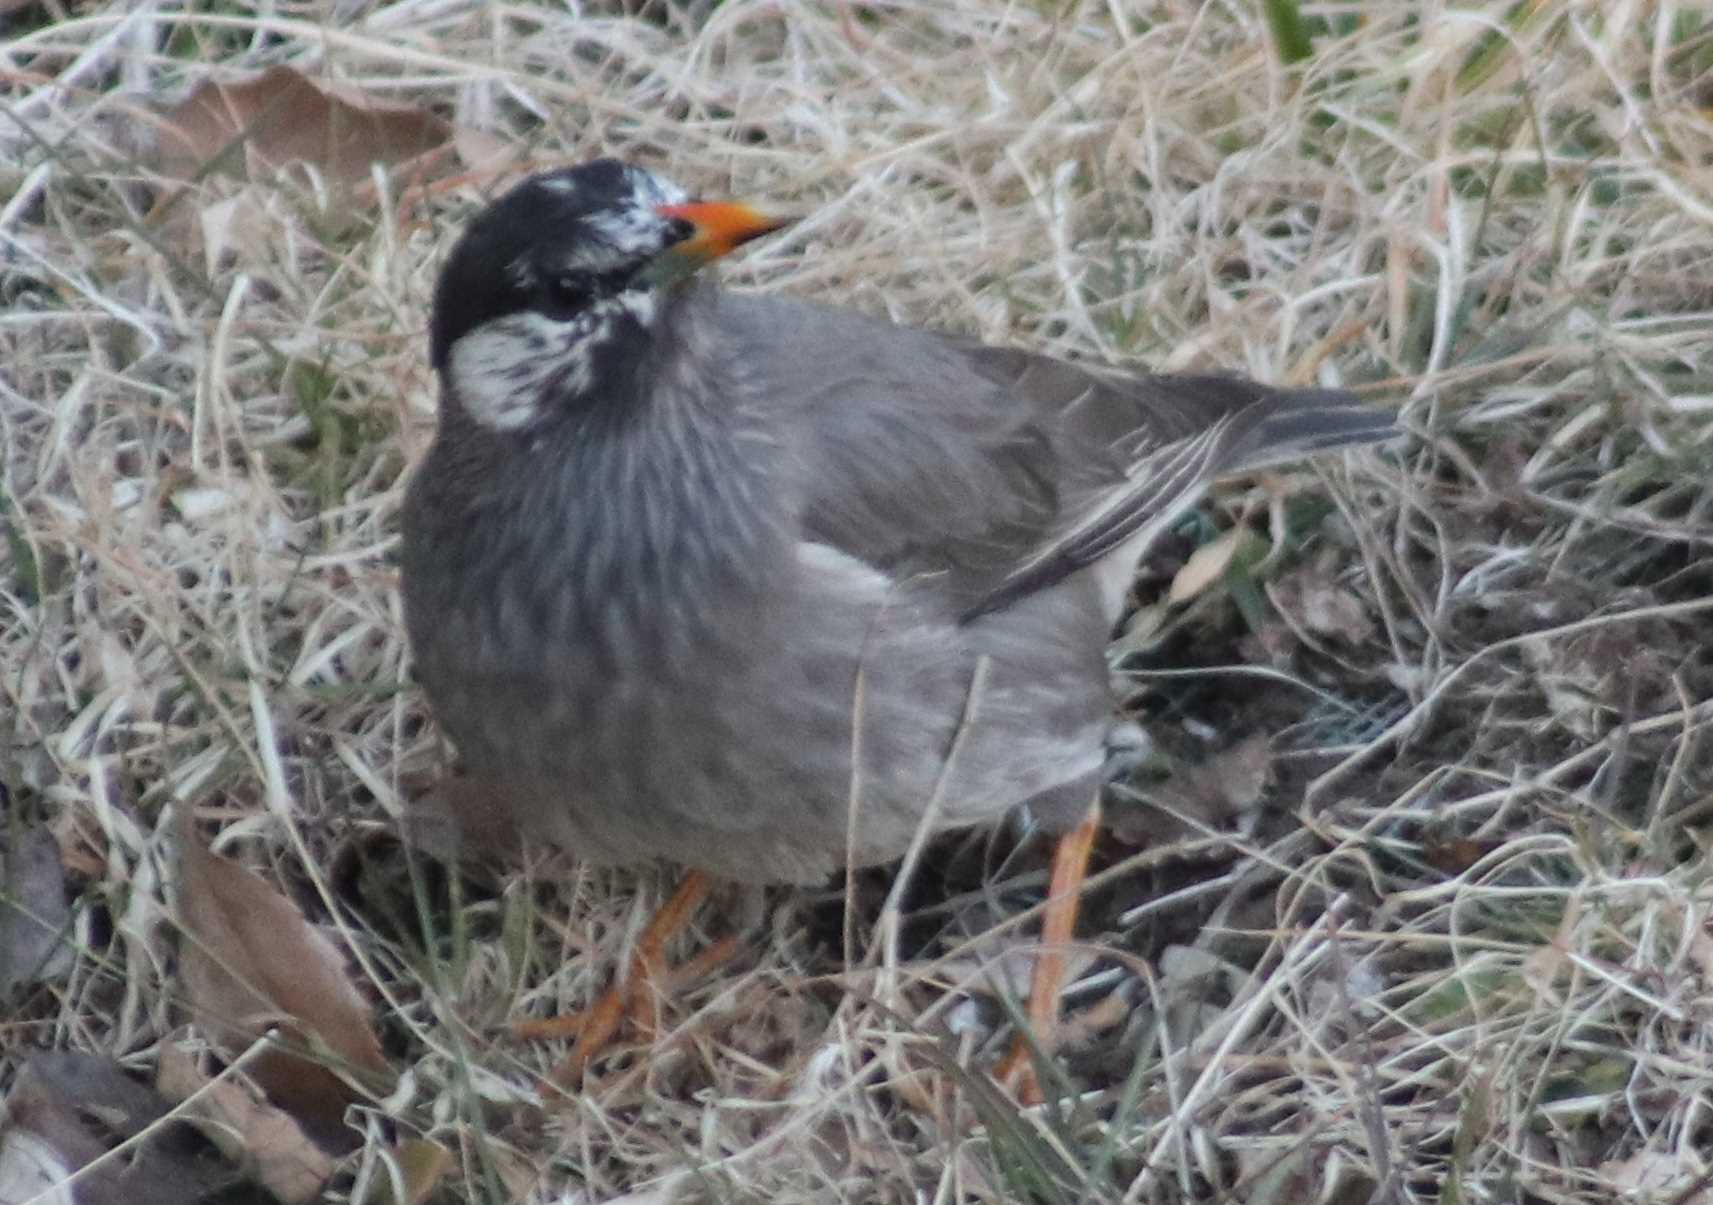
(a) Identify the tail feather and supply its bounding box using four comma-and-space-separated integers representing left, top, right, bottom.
1228, 388, 1397, 474
963, 384, 1395, 621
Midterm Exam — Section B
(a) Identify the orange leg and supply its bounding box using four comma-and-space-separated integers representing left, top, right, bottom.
997, 798, 1101, 1103
510, 872, 726, 1086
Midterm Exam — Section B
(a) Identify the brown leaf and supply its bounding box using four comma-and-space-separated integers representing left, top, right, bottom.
1111, 734, 1273, 846
1422, 835, 1502, 875
148, 65, 453, 184
1, 1054, 240, 1205
1597, 1149, 1712, 1201
0, 1128, 77, 1205
174, 808, 391, 1146
156, 1036, 337, 1205
1271, 557, 1375, 643
1, 1067, 101, 1204
361, 1139, 453, 1205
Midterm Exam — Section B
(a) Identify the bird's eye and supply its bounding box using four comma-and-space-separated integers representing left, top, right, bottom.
541, 272, 591, 316
663, 216, 696, 245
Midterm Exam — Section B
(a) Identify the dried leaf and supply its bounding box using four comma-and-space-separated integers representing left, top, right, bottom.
196, 189, 283, 275
1, 823, 73, 995
362, 1139, 453, 1205
1301, 580, 1373, 640
0, 1128, 76, 1205
156, 1036, 336, 1205
1, 1054, 237, 1205
1190, 733, 1273, 817
1597, 1148, 1710, 1200
1271, 557, 1376, 643
174, 809, 391, 1146
453, 125, 512, 172
1111, 734, 1273, 846
1108, 599, 1169, 660
1297, 579, 1373, 640
1167, 527, 1247, 604
1, 1069, 100, 1204
148, 65, 452, 184
19, 1054, 173, 1140
1422, 835, 1502, 875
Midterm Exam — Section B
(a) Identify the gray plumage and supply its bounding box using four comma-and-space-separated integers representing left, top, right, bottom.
401, 160, 1394, 883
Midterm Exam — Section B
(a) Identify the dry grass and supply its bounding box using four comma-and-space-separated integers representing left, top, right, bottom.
4, 1, 1713, 1201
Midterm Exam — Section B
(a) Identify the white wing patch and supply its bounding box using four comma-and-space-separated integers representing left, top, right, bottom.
796, 540, 895, 596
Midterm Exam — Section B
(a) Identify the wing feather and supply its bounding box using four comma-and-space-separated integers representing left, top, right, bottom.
708, 291, 1393, 619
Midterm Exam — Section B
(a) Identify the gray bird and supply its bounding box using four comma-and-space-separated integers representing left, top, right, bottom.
401, 158, 1393, 888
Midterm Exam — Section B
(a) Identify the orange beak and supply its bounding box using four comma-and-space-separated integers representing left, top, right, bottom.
655, 201, 792, 263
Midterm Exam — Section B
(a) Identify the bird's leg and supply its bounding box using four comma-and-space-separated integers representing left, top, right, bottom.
508, 871, 728, 1086
997, 796, 1101, 1103
622, 869, 714, 1040
555, 870, 714, 1085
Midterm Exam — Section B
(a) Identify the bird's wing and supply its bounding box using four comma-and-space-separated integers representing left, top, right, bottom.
709, 292, 1393, 617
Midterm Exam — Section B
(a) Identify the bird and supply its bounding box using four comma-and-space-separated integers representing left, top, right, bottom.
400, 157, 1393, 1086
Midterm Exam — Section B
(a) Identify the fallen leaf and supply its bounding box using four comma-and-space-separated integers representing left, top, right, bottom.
196, 190, 286, 275
1270, 556, 1376, 643
452, 124, 513, 173
1, 1054, 238, 1205
1167, 526, 1248, 604
174, 807, 392, 1148
0, 1068, 94, 1205
0, 1128, 76, 1205
1107, 599, 1169, 660
1422, 835, 1502, 875
1, 822, 73, 995
156, 1035, 336, 1205
148, 65, 453, 184
361, 1138, 453, 1205
1597, 1148, 1710, 1200
19, 1053, 176, 1139
1110, 734, 1273, 846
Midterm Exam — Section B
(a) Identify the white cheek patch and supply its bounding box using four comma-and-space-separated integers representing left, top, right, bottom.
448, 312, 595, 431
446, 293, 659, 431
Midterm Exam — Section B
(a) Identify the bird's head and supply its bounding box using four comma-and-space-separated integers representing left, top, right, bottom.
429, 158, 790, 432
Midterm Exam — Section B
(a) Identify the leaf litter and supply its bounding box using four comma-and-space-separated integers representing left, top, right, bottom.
3, 1, 1713, 1201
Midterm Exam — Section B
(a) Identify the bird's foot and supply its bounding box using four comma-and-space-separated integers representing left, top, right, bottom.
509, 871, 736, 1088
